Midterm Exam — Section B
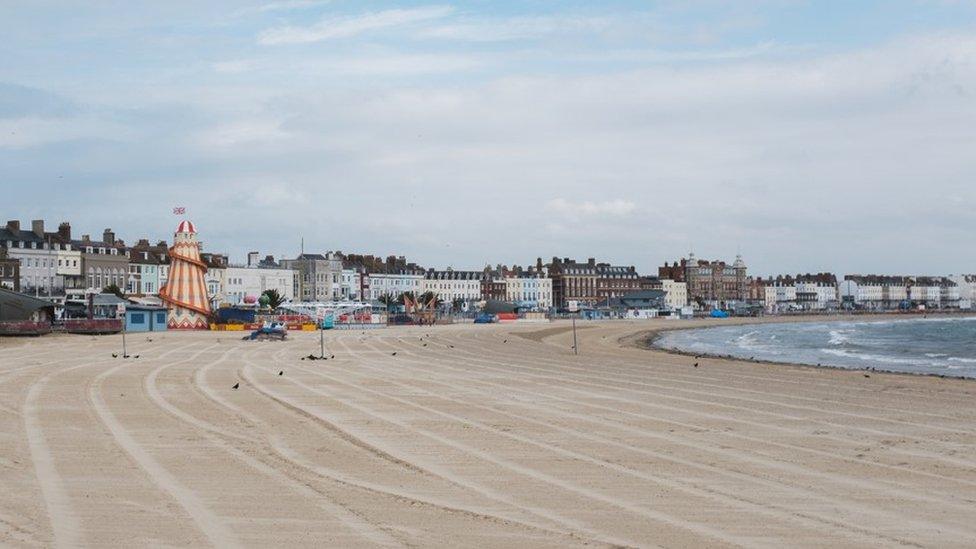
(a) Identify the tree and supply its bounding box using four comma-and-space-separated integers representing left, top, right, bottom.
261, 289, 286, 310
377, 293, 396, 311
418, 291, 442, 308
102, 283, 124, 298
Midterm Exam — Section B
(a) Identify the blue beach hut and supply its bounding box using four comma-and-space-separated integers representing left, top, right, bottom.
125, 304, 169, 332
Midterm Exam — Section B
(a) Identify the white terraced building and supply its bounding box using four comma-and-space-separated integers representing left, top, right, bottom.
423, 270, 483, 303
503, 275, 553, 309
660, 279, 687, 310
365, 271, 424, 301
220, 253, 296, 305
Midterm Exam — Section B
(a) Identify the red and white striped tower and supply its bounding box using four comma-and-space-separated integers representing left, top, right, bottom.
159, 220, 211, 329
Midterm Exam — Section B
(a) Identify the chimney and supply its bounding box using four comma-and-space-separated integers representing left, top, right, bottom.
247, 251, 259, 267
58, 222, 71, 241
5, 220, 19, 234
82, 234, 91, 243
103, 229, 115, 245
587, 258, 595, 267
31, 220, 44, 237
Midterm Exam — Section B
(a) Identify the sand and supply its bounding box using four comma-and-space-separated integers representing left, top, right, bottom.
2, 318, 976, 548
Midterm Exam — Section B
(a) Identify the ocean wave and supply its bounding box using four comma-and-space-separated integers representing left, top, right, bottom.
828, 329, 850, 345
820, 348, 922, 365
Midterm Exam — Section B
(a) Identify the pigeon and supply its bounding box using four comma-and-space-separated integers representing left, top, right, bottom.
330, 354, 335, 359
133, 355, 140, 359
232, 382, 240, 389
278, 371, 283, 376
391, 352, 397, 356
423, 343, 428, 347
693, 362, 699, 368
112, 353, 118, 358
503, 339, 508, 343
448, 345, 454, 349
863, 374, 870, 378
123, 354, 130, 359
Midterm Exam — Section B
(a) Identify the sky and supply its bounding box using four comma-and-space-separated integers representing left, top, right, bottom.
2, 1, 976, 276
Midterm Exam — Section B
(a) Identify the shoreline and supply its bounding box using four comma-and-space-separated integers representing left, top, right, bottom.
624, 314, 976, 382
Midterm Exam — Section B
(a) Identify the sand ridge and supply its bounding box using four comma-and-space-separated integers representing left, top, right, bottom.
2, 319, 975, 547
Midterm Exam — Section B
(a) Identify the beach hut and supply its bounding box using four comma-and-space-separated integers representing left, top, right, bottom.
124, 303, 169, 332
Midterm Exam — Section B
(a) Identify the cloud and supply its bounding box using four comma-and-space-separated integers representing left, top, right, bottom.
212, 59, 255, 74
416, 14, 615, 42
258, 5, 453, 45
233, 0, 330, 17
545, 198, 637, 217
0, 82, 78, 118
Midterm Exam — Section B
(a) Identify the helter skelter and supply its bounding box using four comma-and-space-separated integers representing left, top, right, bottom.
159, 220, 211, 329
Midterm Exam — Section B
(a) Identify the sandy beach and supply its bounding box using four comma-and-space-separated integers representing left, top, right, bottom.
2, 319, 976, 548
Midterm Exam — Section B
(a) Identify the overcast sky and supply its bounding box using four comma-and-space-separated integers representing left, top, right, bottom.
2, 1, 975, 275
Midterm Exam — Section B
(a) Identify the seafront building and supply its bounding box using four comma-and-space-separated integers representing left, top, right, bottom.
220, 253, 296, 306
365, 270, 424, 301
423, 269, 483, 305
948, 275, 976, 309
751, 273, 838, 313
546, 257, 600, 310
841, 275, 959, 310
281, 252, 344, 301
76, 229, 129, 295
659, 253, 748, 309
0, 247, 20, 291
0, 220, 63, 297
595, 263, 641, 303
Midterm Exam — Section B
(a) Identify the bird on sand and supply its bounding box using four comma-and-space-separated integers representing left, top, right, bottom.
330, 354, 335, 359
112, 353, 118, 358
422, 343, 428, 347
278, 371, 283, 376
863, 374, 870, 378
133, 355, 140, 359
448, 345, 454, 348
391, 352, 397, 356
232, 382, 239, 389
503, 339, 508, 343
693, 362, 699, 368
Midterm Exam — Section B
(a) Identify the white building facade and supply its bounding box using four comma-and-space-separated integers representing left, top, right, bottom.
660, 279, 687, 311
424, 270, 483, 303
365, 272, 424, 301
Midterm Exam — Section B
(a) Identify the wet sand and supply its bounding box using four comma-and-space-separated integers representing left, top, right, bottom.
2, 319, 975, 547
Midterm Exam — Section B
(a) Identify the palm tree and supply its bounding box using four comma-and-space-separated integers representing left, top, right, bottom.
377, 293, 396, 312
262, 289, 286, 310
418, 291, 441, 308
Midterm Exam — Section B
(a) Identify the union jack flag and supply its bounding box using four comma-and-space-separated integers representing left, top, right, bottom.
173, 207, 186, 215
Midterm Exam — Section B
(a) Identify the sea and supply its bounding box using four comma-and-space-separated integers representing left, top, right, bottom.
654, 316, 976, 379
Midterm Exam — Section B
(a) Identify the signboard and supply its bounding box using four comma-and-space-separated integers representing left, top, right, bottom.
116, 303, 126, 317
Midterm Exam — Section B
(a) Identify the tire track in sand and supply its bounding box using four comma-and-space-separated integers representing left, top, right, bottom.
143, 344, 406, 548
88, 343, 242, 549
244, 352, 754, 548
